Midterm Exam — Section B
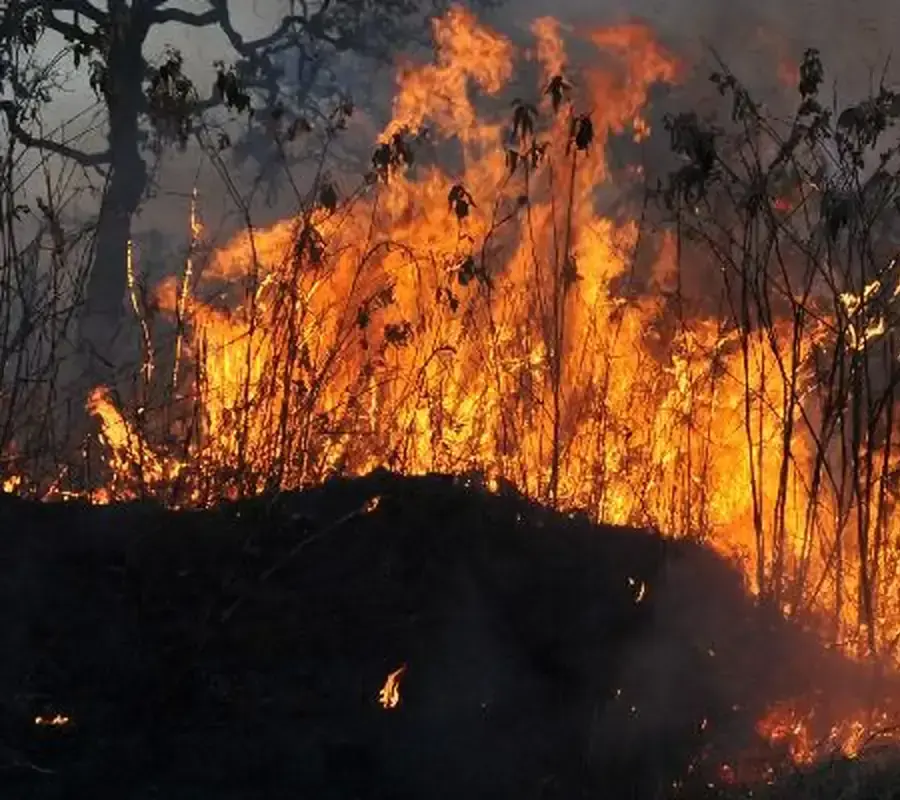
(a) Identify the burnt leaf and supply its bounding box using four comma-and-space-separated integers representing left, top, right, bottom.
448, 184, 475, 220
562, 256, 582, 288
384, 321, 413, 347
357, 306, 371, 330
458, 256, 476, 286
371, 131, 415, 183
545, 75, 571, 113
798, 48, 824, 99
512, 99, 538, 143
213, 62, 252, 114
568, 114, 594, 153
319, 182, 338, 212
286, 117, 311, 141
292, 224, 326, 269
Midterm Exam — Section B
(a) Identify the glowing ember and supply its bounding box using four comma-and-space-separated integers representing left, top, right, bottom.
378, 665, 407, 710
34, 714, 70, 727
628, 576, 647, 603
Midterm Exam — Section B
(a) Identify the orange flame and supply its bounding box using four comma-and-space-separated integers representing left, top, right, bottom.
379, 664, 407, 710
64, 5, 900, 773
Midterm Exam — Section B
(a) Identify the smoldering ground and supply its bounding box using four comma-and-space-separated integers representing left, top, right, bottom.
0, 473, 891, 799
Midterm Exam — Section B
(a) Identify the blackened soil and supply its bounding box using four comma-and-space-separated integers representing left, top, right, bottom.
0, 471, 884, 799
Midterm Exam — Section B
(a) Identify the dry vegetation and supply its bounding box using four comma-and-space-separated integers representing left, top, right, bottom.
5, 3, 900, 795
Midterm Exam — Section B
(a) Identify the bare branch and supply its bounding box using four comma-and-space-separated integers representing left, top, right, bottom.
149, 1, 341, 56
0, 101, 109, 167
51, 0, 106, 24
147, 4, 220, 28
40, 13, 94, 45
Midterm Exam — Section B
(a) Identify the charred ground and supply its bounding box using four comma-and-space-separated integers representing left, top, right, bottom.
0, 471, 893, 799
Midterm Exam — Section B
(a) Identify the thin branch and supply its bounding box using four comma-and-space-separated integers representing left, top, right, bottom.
51, 0, 106, 23
0, 101, 109, 166
149, 1, 342, 55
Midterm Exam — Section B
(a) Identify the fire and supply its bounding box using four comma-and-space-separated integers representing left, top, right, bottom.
756, 702, 888, 765
15, 2, 899, 776
378, 664, 407, 710
74, 3, 900, 659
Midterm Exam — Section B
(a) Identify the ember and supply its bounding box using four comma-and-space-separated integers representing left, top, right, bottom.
34, 714, 70, 727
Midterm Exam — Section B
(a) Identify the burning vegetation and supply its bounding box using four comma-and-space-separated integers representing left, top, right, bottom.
5, 2, 900, 795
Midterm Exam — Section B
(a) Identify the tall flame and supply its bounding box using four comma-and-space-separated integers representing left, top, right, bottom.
75, 4, 900, 765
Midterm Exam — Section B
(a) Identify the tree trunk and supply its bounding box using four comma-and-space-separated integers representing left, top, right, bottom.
79, 9, 149, 380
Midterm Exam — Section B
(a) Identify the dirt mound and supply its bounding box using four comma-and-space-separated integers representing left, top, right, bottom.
0, 471, 883, 798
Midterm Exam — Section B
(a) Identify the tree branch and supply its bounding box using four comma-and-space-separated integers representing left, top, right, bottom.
146, 5, 219, 28
41, 13, 94, 45
51, 0, 106, 24
149, 1, 341, 56
0, 101, 109, 167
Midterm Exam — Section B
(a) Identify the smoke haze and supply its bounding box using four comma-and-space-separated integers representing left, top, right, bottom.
14, 0, 898, 311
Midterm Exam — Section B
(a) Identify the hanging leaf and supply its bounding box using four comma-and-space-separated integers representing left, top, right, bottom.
568, 114, 594, 153
512, 99, 538, 143
457, 256, 476, 286
544, 75, 571, 113
562, 256, 582, 288
357, 306, 371, 330
448, 184, 475, 220
319, 181, 338, 212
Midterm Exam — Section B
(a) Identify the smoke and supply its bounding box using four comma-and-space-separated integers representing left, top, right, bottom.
496, 0, 898, 95
29, 0, 896, 257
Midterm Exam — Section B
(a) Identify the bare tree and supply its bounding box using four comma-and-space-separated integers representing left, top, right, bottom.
0, 0, 498, 375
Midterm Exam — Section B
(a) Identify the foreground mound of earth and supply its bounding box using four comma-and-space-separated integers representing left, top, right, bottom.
0, 471, 887, 798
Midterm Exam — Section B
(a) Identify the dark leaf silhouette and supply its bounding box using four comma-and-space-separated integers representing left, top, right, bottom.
448, 184, 476, 220
568, 114, 593, 153
384, 321, 413, 347
545, 75, 571, 113
798, 48, 824, 99
512, 99, 538, 143
372, 131, 415, 182
562, 256, 582, 288
319, 182, 338, 212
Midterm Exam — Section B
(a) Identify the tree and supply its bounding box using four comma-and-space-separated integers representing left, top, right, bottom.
0, 0, 498, 374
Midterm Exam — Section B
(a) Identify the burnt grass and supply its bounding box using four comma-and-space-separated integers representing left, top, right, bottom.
0, 470, 893, 799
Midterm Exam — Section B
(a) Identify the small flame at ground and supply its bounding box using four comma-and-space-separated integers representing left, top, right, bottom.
379, 664, 407, 710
